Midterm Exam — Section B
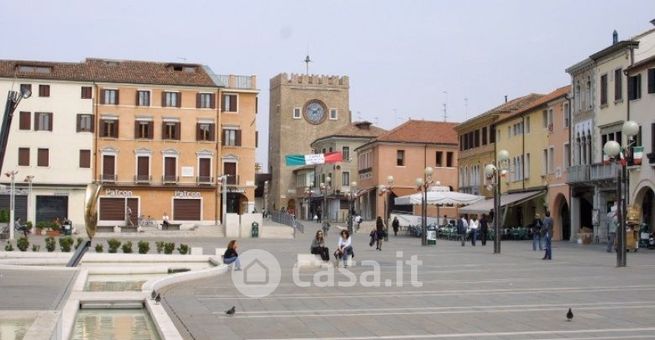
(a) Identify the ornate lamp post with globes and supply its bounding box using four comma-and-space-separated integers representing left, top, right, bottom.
320, 176, 331, 223
485, 149, 510, 254
416, 167, 434, 246
378, 176, 394, 241
603, 120, 639, 267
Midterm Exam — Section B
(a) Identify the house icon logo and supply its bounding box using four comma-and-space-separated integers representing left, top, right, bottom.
231, 249, 281, 298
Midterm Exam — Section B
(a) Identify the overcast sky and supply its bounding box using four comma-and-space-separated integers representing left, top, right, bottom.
2, 0, 654, 168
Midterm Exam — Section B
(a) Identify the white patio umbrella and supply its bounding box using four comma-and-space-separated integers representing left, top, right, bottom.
394, 191, 484, 206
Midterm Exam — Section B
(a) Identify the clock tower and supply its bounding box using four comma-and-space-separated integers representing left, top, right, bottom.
268, 73, 350, 213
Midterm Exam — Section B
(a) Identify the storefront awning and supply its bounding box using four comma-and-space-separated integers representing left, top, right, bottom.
458, 190, 545, 214
391, 187, 416, 197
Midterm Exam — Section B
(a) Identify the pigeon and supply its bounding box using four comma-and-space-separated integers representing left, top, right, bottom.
566, 308, 573, 321
154, 293, 161, 304
225, 306, 236, 316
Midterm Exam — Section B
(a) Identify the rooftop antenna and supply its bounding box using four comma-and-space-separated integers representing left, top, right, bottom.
442, 91, 448, 122
612, 30, 618, 45
464, 97, 469, 120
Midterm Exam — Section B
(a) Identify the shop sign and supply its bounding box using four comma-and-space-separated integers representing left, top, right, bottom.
227, 188, 245, 193
174, 191, 201, 198
105, 189, 133, 197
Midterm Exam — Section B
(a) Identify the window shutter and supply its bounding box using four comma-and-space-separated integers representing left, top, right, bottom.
175, 122, 181, 140
135, 121, 140, 138
221, 96, 226, 112
148, 122, 154, 139
209, 124, 215, 141
648, 69, 655, 93
76, 114, 81, 132
48, 113, 53, 131
135, 91, 140, 105
235, 129, 242, 146
221, 129, 226, 145
255, 131, 258, 148
161, 92, 166, 107
115, 90, 120, 105
18, 148, 29, 166
100, 90, 106, 104
113, 120, 119, 138
196, 93, 201, 108
162, 122, 167, 139
176, 93, 182, 108
196, 123, 201, 140
19, 111, 30, 130
90, 115, 95, 133
210, 94, 215, 109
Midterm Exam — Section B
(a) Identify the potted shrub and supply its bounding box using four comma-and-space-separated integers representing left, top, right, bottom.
155, 241, 165, 254
24, 221, 34, 235
95, 244, 104, 253
121, 241, 133, 253
0, 209, 8, 223
59, 237, 74, 252
177, 244, 189, 255
74, 237, 84, 250
163, 242, 175, 254
138, 241, 150, 254
45, 237, 56, 252
4, 240, 13, 251
36, 221, 49, 236
107, 239, 121, 253
32, 244, 40, 252
47, 222, 61, 237
16, 237, 29, 252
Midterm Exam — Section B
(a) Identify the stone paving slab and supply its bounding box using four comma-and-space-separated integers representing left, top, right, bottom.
162, 221, 655, 340
0, 268, 76, 310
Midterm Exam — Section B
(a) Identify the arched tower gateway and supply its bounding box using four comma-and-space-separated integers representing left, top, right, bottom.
268, 73, 350, 212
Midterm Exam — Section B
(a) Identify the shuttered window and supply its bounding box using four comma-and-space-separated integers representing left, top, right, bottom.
164, 157, 177, 182
162, 122, 180, 140
81, 86, 92, 99
614, 69, 623, 101
196, 93, 215, 109
648, 68, 655, 94
196, 123, 215, 141
19, 111, 30, 130
76, 114, 94, 132
101, 89, 119, 104
135, 121, 154, 139
37, 148, 49, 167
38, 85, 50, 97
100, 119, 119, 138
136, 91, 150, 106
79, 150, 90, 168
162, 92, 181, 107
18, 148, 29, 166
222, 129, 241, 146
600, 74, 608, 105
102, 155, 115, 178
224, 162, 237, 185
198, 158, 211, 183
34, 112, 53, 131
222, 94, 237, 112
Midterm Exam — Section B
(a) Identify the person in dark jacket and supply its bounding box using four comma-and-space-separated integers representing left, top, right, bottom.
532, 213, 543, 251
310, 230, 330, 261
375, 216, 384, 250
223, 240, 241, 270
542, 211, 554, 260
392, 217, 400, 236
479, 214, 489, 246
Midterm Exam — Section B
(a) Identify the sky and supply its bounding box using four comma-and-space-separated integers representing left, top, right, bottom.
2, 0, 654, 168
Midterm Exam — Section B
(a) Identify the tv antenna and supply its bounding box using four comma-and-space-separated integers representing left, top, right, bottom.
442, 91, 448, 122
304, 55, 312, 75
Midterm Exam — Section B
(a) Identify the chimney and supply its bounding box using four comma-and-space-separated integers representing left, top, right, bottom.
612, 30, 618, 45
504, 95, 508, 103
651, 18, 655, 26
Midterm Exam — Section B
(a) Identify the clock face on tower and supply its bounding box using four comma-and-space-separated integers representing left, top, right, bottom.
303, 99, 327, 125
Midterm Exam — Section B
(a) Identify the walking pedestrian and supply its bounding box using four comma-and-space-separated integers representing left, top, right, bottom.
223, 240, 241, 270
532, 213, 543, 251
542, 211, 553, 260
392, 217, 399, 236
310, 230, 330, 262
317, 209, 322, 224
457, 215, 468, 247
375, 216, 384, 250
480, 214, 489, 246
607, 204, 618, 252
334, 230, 353, 267
469, 215, 479, 246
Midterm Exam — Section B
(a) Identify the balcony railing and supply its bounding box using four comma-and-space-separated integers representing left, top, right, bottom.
590, 163, 619, 182
162, 175, 179, 184
134, 175, 151, 184
100, 174, 117, 183
196, 176, 214, 185
567, 165, 590, 184
225, 175, 240, 186
215, 75, 255, 90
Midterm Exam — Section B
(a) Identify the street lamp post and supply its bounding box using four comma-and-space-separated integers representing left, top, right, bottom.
0, 88, 32, 172
379, 176, 394, 241
24, 175, 34, 228
5, 170, 18, 240
416, 167, 434, 246
304, 185, 313, 220
485, 149, 510, 254
604, 120, 639, 267
320, 176, 331, 223
348, 181, 358, 233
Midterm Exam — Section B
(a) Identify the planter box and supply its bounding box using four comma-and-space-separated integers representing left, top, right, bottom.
46, 230, 61, 237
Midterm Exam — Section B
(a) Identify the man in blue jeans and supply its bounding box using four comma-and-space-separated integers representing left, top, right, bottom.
542, 211, 553, 260
532, 213, 543, 251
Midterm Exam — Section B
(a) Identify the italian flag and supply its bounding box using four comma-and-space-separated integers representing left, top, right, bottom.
285, 152, 343, 166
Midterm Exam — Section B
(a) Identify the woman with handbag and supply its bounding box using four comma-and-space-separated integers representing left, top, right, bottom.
375, 216, 385, 251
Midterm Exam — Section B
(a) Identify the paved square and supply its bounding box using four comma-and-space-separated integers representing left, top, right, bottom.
162, 223, 655, 339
